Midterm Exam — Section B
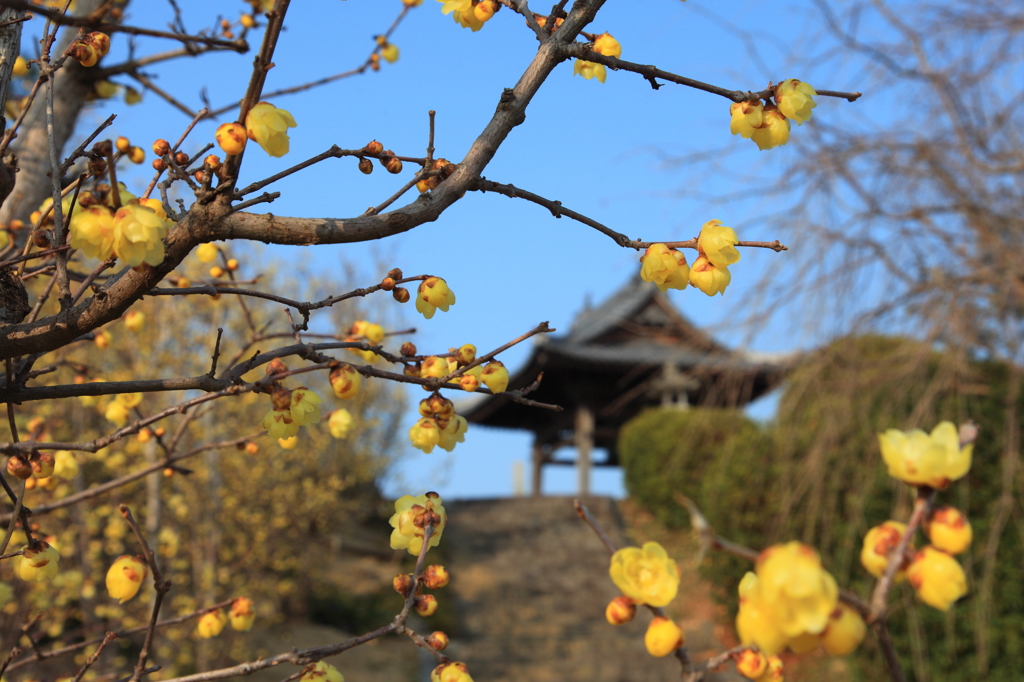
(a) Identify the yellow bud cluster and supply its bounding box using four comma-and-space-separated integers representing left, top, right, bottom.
389, 492, 446, 556
411, 392, 468, 453
639, 220, 740, 297
728, 79, 817, 151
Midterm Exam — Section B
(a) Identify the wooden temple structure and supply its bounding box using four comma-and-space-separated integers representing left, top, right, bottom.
462, 277, 790, 496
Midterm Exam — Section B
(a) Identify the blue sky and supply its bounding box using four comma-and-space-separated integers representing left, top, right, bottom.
62, 0, 875, 499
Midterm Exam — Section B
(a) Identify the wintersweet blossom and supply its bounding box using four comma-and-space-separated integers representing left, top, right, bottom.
389, 492, 446, 555
197, 609, 228, 638
735, 572, 789, 655
480, 361, 509, 393
19, 541, 59, 582
907, 546, 967, 611
639, 244, 689, 292
215, 122, 247, 156
229, 597, 256, 631
729, 101, 764, 139
416, 277, 456, 319
289, 388, 322, 427
756, 541, 839, 638
431, 662, 473, 682
697, 220, 740, 267
609, 541, 680, 607
605, 596, 636, 625
878, 421, 971, 488
301, 661, 344, 682
776, 79, 817, 124
106, 555, 148, 603
263, 407, 298, 440
329, 364, 362, 399
734, 648, 768, 679
750, 107, 790, 151
113, 201, 171, 267
574, 32, 621, 84
69, 206, 116, 260
688, 256, 731, 296
438, 415, 468, 452
328, 409, 353, 439
245, 102, 297, 157
410, 418, 441, 454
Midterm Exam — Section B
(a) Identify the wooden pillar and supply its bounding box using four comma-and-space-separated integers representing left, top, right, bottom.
531, 439, 544, 497
575, 405, 594, 497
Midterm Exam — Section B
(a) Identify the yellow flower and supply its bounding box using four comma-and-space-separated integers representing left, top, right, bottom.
328, 409, 353, 439
278, 435, 298, 449
750, 107, 790, 151
124, 310, 144, 333
263, 408, 298, 440
381, 43, 399, 63
609, 541, 680, 607
245, 102, 297, 157
12, 56, 28, 77
416, 277, 456, 319
105, 400, 132, 427
776, 79, 817, 125
229, 597, 256, 631
639, 243, 689, 292
734, 648, 768, 679
644, 616, 684, 657
878, 421, 971, 488
735, 572, 789, 655
762, 655, 784, 681
432, 662, 473, 682
437, 415, 468, 452
351, 320, 386, 344
438, 0, 484, 31
289, 388, 322, 427
113, 201, 170, 267
69, 206, 116, 261
593, 33, 622, 58
573, 59, 606, 83
301, 661, 344, 682
196, 243, 219, 263
860, 520, 911, 580
688, 256, 731, 296
329, 364, 362, 399
756, 541, 838, 638
907, 546, 967, 611
389, 492, 446, 555
197, 609, 228, 638
821, 603, 867, 656
924, 506, 972, 555
729, 101, 763, 139
456, 344, 476, 365
105, 555, 148, 603
410, 417, 441, 453
698, 220, 740, 267
19, 542, 59, 582
421, 356, 448, 380
480, 361, 509, 394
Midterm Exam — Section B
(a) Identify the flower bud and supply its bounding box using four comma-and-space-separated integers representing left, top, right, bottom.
128, 146, 145, 164
116, 136, 131, 153
226, 258, 239, 271
30, 229, 50, 248
456, 344, 476, 365
7, 456, 31, 479
138, 428, 152, 443
383, 152, 402, 174
387, 267, 403, 279
358, 157, 373, 175
381, 276, 396, 291
209, 266, 225, 278
423, 565, 450, 589
152, 158, 167, 171
459, 374, 480, 392
364, 140, 384, 154
124, 310, 145, 333
300, 661, 344, 682
19, 541, 59, 581
425, 631, 449, 651
605, 596, 636, 625
821, 603, 867, 656
229, 597, 256, 631
734, 648, 768, 678
480, 361, 509, 393
860, 520, 911, 580
644, 616, 684, 657
924, 506, 972, 555
393, 573, 414, 597
152, 139, 171, 156
175, 151, 189, 166
245, 442, 259, 454
31, 452, 55, 479
215, 122, 247, 156
907, 546, 967, 611
71, 41, 99, 67
415, 594, 438, 617
421, 356, 448, 380
197, 609, 228, 638
106, 555, 148, 603
392, 287, 410, 303
84, 31, 111, 57
205, 154, 222, 171
266, 358, 289, 376
329, 364, 362, 399
400, 342, 417, 357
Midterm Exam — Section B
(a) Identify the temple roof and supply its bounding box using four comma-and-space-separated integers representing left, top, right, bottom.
462, 277, 790, 459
